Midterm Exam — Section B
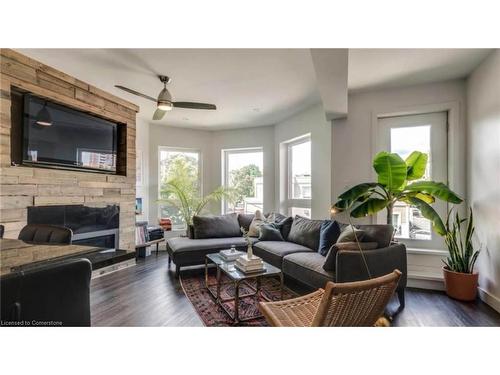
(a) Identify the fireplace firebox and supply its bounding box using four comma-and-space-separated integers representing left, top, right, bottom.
27, 204, 120, 249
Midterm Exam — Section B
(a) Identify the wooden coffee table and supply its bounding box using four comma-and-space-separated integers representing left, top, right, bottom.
205, 253, 283, 323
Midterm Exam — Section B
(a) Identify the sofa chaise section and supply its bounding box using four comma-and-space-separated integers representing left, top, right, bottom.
166, 236, 258, 276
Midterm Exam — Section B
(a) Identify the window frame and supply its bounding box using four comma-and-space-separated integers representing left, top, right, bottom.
221, 147, 264, 214
157, 146, 202, 230
376, 111, 448, 249
285, 135, 312, 217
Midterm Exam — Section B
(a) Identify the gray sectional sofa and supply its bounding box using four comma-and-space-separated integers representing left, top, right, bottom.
166, 212, 407, 309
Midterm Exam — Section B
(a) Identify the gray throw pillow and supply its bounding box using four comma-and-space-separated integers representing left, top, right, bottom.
192, 213, 241, 239
265, 212, 287, 223
357, 224, 394, 248
276, 216, 293, 240
258, 223, 284, 241
336, 224, 365, 243
287, 216, 324, 250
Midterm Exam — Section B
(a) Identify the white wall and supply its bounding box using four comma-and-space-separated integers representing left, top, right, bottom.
135, 118, 150, 222
211, 126, 276, 213
333, 80, 467, 288
274, 103, 332, 219
145, 104, 332, 223
147, 123, 277, 223
148, 124, 214, 225
466, 50, 500, 311
333, 80, 467, 204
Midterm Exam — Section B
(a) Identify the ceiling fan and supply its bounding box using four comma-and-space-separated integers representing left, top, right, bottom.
115, 75, 216, 120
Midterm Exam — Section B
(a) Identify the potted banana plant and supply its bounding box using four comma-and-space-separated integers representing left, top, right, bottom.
333, 150, 463, 236
441, 208, 480, 301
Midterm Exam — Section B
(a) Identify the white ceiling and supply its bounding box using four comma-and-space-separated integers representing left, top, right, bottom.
17, 48, 491, 130
348, 49, 491, 92
17, 49, 320, 130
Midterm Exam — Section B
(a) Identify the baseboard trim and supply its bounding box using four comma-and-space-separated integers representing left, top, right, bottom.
407, 277, 445, 291
478, 287, 500, 313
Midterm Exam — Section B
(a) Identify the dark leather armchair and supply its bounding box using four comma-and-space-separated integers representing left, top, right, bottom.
18, 224, 73, 244
0, 258, 92, 326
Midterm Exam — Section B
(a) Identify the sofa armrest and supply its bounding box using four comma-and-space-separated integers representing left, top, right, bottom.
335, 243, 407, 289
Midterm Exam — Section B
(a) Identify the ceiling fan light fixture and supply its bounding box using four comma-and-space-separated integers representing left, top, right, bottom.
157, 86, 173, 111
35, 104, 53, 127
157, 100, 173, 111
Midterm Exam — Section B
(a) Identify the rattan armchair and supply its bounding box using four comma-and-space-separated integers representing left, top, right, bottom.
259, 270, 401, 327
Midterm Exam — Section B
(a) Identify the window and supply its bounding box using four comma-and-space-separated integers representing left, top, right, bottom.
222, 148, 264, 214
378, 112, 448, 248
285, 135, 311, 218
158, 147, 201, 230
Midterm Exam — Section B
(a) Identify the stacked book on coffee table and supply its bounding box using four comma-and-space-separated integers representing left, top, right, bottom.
235, 254, 264, 274
219, 248, 244, 262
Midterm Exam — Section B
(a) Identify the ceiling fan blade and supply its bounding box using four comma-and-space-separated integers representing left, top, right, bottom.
152, 108, 167, 120
115, 85, 157, 102
173, 102, 217, 110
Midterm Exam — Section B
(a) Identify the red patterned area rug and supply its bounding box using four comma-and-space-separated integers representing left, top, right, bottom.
180, 269, 298, 327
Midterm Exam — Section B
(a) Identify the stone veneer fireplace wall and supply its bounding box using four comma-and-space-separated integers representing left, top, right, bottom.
0, 49, 138, 251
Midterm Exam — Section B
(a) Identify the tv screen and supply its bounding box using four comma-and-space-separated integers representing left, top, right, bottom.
23, 94, 118, 173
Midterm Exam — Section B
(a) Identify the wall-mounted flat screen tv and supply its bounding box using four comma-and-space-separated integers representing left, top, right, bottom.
23, 94, 118, 173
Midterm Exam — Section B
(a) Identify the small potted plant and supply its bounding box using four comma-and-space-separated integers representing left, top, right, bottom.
442, 208, 480, 301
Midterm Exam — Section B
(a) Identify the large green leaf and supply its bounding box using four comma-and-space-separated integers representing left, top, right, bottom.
405, 151, 428, 181
350, 198, 389, 218
373, 151, 407, 191
402, 191, 435, 204
405, 181, 463, 204
335, 183, 380, 210
407, 197, 446, 236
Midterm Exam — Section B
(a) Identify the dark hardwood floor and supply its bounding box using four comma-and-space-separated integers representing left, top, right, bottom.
90, 251, 500, 327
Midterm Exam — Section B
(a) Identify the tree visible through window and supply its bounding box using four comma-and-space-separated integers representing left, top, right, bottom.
223, 149, 264, 214
158, 147, 200, 229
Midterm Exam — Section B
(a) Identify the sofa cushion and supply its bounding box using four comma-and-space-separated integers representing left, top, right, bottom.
238, 213, 255, 232
167, 236, 258, 266
337, 224, 365, 243
253, 241, 313, 268
318, 220, 341, 256
283, 252, 334, 290
192, 213, 241, 239
322, 242, 379, 272
287, 216, 324, 250
258, 223, 284, 241
357, 224, 394, 248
